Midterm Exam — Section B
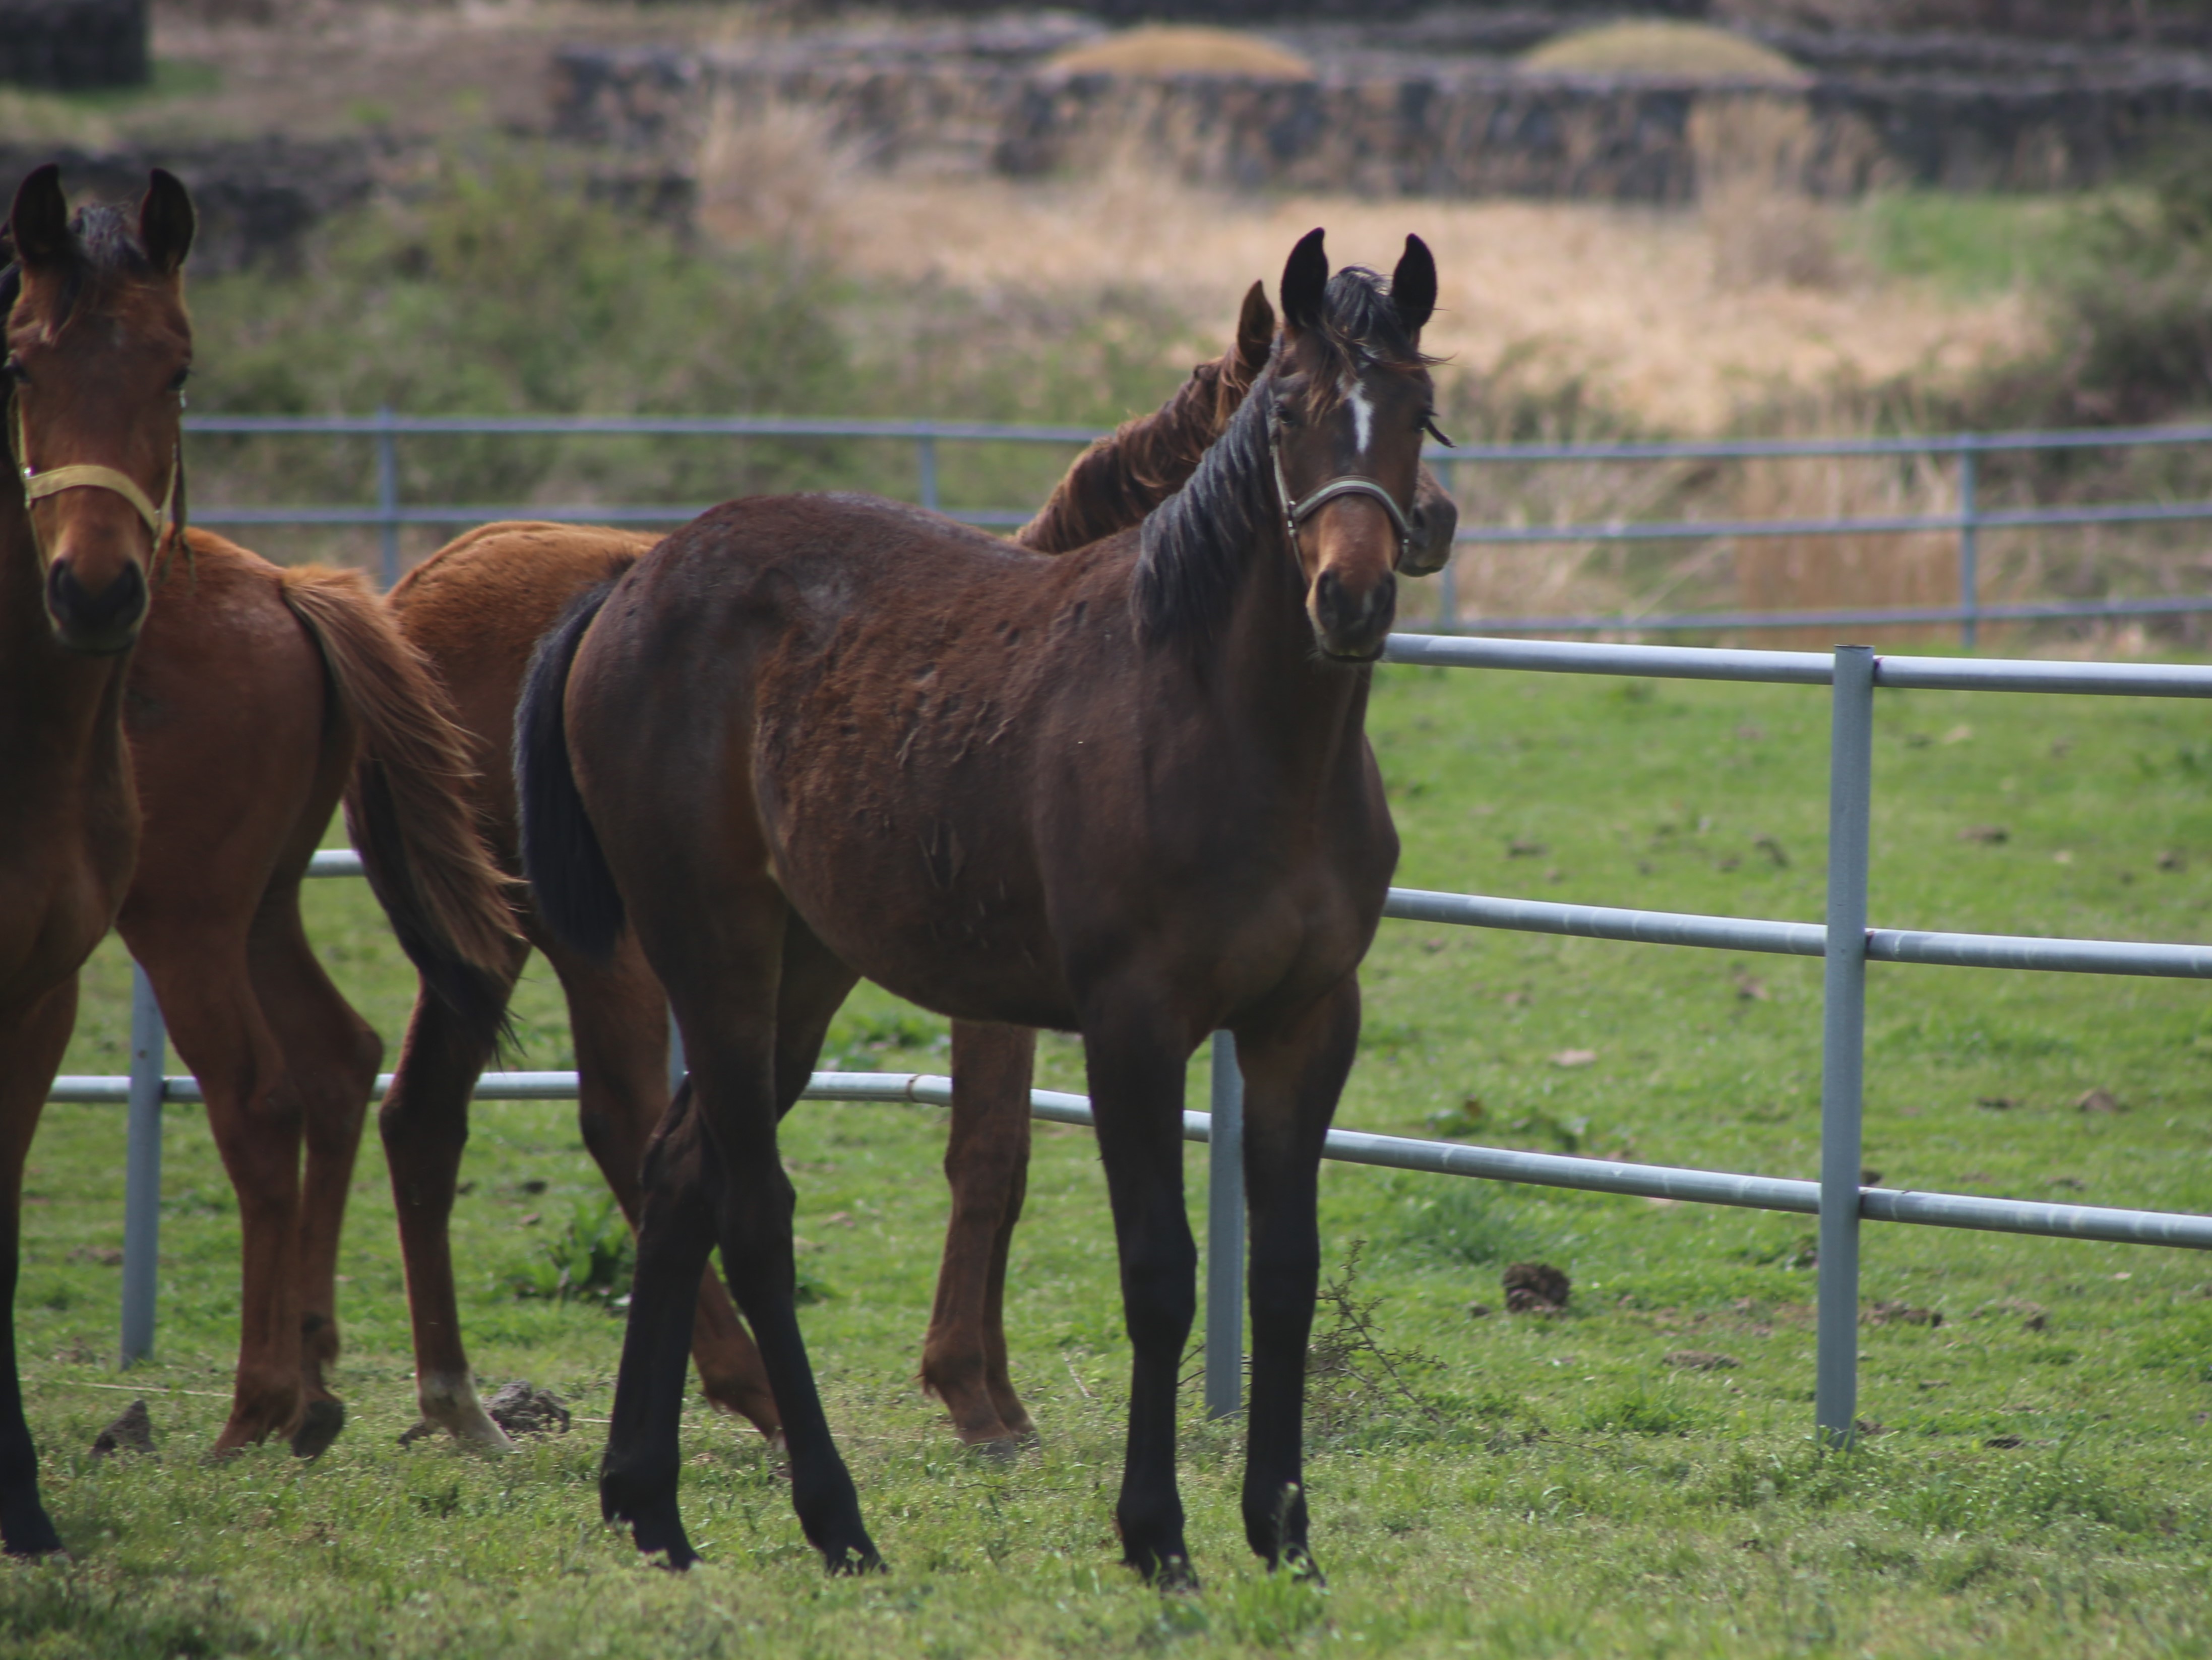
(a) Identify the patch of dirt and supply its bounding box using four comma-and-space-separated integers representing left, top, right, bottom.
2076, 1088, 2125, 1113
68, 1245, 122, 1265
91, 1398, 154, 1457
1503, 1261, 1571, 1313
484, 1381, 571, 1438
1663, 1349, 1740, 1371
1984, 1433, 2025, 1448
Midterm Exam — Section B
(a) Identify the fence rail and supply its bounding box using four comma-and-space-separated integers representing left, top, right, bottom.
183, 411, 2212, 645
49, 632, 2212, 1443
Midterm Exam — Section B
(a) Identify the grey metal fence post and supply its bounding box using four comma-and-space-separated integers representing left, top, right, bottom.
916, 435, 940, 514
1437, 458, 1459, 632
375, 404, 400, 590
1816, 644, 1875, 1445
120, 964, 167, 1366
1205, 1030, 1245, 1419
1957, 448, 1980, 652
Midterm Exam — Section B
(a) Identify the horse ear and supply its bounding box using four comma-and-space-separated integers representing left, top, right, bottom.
1235, 280, 1274, 376
1279, 227, 1327, 335
139, 169, 194, 277
1391, 234, 1436, 336
11, 164, 71, 269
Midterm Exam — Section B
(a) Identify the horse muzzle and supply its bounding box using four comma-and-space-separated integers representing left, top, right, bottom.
45, 556, 148, 655
1309, 566, 1396, 662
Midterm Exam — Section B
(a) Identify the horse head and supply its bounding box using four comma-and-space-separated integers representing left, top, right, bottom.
1269, 228, 1437, 661
5, 164, 195, 655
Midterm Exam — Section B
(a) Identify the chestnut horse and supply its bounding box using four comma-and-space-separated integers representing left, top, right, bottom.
8, 166, 517, 1507
378, 286, 1456, 1453
1, 165, 191, 1558
519, 230, 1435, 1581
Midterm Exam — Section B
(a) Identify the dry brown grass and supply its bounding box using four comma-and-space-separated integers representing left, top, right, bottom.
696, 89, 862, 258
1691, 96, 1845, 291
816, 168, 2037, 437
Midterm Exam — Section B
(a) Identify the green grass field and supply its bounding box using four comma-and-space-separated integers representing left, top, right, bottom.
11, 651, 2212, 1657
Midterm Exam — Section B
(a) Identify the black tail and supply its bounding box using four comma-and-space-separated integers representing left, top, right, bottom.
516, 580, 626, 959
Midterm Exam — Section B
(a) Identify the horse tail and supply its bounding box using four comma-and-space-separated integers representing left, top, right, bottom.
515, 580, 625, 959
278, 565, 521, 1049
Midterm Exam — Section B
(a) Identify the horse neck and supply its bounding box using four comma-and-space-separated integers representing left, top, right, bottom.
1211, 522, 1374, 789
1018, 360, 1230, 556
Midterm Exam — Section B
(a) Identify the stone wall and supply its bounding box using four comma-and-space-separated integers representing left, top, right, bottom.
552, 35, 2212, 200
0, 0, 149, 90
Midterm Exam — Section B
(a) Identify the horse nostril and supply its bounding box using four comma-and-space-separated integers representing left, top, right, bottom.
46, 559, 148, 649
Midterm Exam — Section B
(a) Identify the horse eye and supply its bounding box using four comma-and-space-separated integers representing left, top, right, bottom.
169, 365, 192, 392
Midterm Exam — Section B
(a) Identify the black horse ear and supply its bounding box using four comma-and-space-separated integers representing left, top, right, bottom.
11, 164, 71, 269
1280, 227, 1327, 334
1234, 280, 1274, 378
140, 169, 194, 277
1391, 234, 1436, 336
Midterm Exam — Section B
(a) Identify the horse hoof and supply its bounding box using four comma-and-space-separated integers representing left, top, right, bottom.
822, 1542, 885, 1576
963, 1434, 1027, 1465
290, 1399, 345, 1460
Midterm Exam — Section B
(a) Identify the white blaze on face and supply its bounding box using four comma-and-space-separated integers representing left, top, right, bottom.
1342, 374, 1375, 461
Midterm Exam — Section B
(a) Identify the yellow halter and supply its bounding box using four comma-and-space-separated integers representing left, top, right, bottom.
9, 388, 183, 573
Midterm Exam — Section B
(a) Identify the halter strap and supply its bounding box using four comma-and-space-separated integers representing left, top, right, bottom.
9, 389, 182, 571
1267, 404, 1413, 566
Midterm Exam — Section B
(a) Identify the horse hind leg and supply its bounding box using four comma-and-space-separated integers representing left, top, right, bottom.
922, 1021, 1037, 1453
543, 931, 782, 1441
248, 888, 385, 1458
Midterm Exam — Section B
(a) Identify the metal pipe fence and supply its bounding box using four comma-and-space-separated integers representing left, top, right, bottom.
46, 633, 2212, 1442
185, 412, 2212, 641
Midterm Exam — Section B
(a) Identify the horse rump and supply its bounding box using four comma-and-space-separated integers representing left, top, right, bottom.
515, 579, 626, 960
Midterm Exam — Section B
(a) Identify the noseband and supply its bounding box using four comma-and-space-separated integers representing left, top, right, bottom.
1266, 401, 1412, 567
9, 386, 184, 573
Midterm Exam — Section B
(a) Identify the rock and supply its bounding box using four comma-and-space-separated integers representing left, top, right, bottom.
90, 1398, 153, 1457
1465, 1302, 1494, 1319
1861, 1300, 1942, 1328
483, 1382, 571, 1438
2075, 1088, 2124, 1114
1503, 1262, 1570, 1314
1959, 825, 2009, 844
1663, 1349, 1739, 1371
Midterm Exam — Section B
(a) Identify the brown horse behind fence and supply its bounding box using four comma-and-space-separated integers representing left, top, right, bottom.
521, 230, 1437, 1581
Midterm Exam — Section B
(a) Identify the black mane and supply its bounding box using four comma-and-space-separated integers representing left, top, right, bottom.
1131, 263, 1427, 656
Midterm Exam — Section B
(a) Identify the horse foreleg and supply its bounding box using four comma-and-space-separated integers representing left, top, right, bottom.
379, 934, 528, 1448
249, 893, 383, 1459
1230, 978, 1361, 1579
1081, 1006, 1199, 1587
544, 934, 781, 1440
0, 980, 75, 1557
923, 1021, 1036, 1451
132, 931, 309, 1455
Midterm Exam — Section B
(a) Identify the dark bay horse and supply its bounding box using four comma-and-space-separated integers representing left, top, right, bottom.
378, 286, 1455, 1455
372, 283, 1281, 1450
519, 230, 1436, 1581
2, 165, 191, 1557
